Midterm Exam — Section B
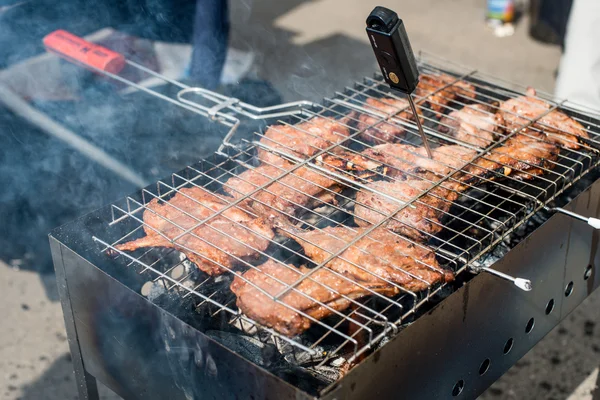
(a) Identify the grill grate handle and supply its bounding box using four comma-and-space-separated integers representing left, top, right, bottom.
479, 267, 533, 291
42, 29, 318, 156
546, 207, 600, 229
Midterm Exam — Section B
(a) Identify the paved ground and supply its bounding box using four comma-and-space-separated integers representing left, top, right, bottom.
229, 0, 562, 102
0, 264, 120, 400
1, 1, 599, 399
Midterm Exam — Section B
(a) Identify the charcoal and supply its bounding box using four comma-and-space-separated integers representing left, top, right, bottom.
206, 331, 270, 366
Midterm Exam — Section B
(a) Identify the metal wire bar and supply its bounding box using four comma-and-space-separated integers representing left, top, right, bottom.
113, 158, 443, 333
108, 198, 366, 350
93, 236, 318, 355
270, 109, 566, 299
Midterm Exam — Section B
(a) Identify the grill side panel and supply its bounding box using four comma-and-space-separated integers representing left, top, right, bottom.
561, 180, 600, 318
50, 238, 312, 400
51, 237, 100, 400
321, 178, 600, 400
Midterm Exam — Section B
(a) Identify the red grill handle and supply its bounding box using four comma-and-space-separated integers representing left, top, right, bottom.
43, 29, 126, 74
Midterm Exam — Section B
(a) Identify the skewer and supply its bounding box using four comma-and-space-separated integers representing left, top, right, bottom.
407, 94, 433, 158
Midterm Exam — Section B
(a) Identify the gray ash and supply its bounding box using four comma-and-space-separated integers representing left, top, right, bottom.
206, 329, 348, 388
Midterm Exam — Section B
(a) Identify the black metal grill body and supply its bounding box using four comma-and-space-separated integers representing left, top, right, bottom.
50, 168, 600, 400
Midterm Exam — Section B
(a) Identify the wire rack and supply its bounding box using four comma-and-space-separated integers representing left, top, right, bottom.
94, 53, 600, 370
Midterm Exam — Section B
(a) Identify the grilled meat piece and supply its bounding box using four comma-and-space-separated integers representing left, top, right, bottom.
115, 187, 275, 276
426, 145, 479, 175
356, 97, 424, 144
416, 73, 476, 114
505, 135, 560, 179
361, 144, 477, 179
354, 179, 463, 241
359, 144, 423, 178
231, 260, 398, 337
440, 103, 504, 147
313, 151, 387, 180
281, 226, 454, 292
258, 117, 351, 165
360, 135, 556, 184
354, 136, 558, 240
498, 88, 589, 149
223, 161, 342, 222
465, 135, 559, 181
416, 75, 454, 114
437, 73, 478, 101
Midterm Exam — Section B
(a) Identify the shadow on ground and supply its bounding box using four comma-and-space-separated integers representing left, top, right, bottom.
17, 353, 120, 400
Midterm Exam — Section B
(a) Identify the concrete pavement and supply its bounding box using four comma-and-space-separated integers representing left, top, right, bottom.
229, 0, 562, 102
0, 264, 119, 400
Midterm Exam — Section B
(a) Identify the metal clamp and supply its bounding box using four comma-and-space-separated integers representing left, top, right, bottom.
175, 86, 316, 152
208, 98, 240, 119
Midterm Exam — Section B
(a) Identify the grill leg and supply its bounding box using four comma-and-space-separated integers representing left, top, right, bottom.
75, 371, 100, 400
50, 238, 100, 400
592, 367, 600, 400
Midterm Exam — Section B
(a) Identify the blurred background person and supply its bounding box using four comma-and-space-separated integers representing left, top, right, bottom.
189, 0, 230, 89
554, 0, 600, 111
529, 0, 573, 48
112, 0, 251, 89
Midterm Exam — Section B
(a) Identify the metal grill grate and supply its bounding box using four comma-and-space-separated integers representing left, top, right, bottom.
94, 54, 600, 370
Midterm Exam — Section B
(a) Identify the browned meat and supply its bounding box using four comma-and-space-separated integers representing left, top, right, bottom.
356, 97, 424, 144
115, 187, 275, 275
359, 135, 556, 184
360, 144, 423, 178
426, 145, 479, 175
361, 144, 477, 179
498, 88, 589, 149
281, 226, 454, 293
505, 135, 560, 179
231, 260, 398, 337
313, 151, 387, 180
257, 117, 351, 165
465, 135, 559, 181
354, 135, 559, 240
437, 73, 478, 101
440, 103, 504, 147
496, 136, 559, 178
223, 161, 342, 222
416, 75, 454, 114
354, 179, 463, 241
416, 73, 476, 114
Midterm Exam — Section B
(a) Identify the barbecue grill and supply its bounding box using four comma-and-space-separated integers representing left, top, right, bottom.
48, 37, 600, 399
